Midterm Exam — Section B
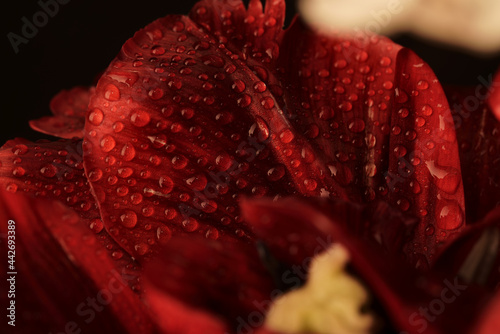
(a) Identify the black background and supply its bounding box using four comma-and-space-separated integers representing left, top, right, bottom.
2, 0, 500, 146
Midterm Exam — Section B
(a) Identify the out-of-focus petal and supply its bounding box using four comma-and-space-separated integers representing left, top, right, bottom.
0, 138, 140, 285
29, 86, 94, 139
298, 0, 500, 53
241, 197, 489, 334
488, 69, 500, 121
0, 191, 153, 333
433, 206, 500, 290
144, 235, 275, 330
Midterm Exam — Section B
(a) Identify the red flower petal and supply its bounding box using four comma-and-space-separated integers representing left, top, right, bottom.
241, 197, 488, 334
488, 69, 500, 121
144, 235, 275, 330
144, 282, 229, 334
433, 206, 500, 290
276, 24, 465, 264
445, 86, 500, 223
29, 86, 94, 139
0, 191, 153, 333
83, 2, 297, 260
475, 289, 500, 334
82, 0, 463, 265
0, 138, 140, 285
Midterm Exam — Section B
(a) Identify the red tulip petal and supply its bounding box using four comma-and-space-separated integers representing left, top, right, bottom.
144, 282, 229, 334
445, 85, 500, 223
189, 0, 285, 63
475, 289, 500, 334
488, 69, 500, 121
0, 138, 140, 285
83, 0, 463, 265
82, 1, 299, 261
29, 86, 94, 139
276, 23, 465, 264
241, 197, 488, 334
433, 206, 500, 290
0, 190, 153, 333
144, 235, 275, 330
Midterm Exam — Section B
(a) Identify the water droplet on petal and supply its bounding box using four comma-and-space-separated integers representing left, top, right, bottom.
348, 119, 365, 133
100, 135, 116, 152
104, 84, 120, 101
182, 217, 199, 232
131, 109, 151, 127
267, 165, 286, 181
40, 164, 57, 178
120, 210, 138, 228
88, 108, 104, 126
121, 143, 136, 161
436, 201, 463, 230
279, 129, 294, 143
417, 80, 429, 90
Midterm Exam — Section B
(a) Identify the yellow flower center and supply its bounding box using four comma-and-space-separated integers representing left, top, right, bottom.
265, 244, 375, 334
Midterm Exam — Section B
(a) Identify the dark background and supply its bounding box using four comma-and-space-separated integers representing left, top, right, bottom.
2, 0, 500, 146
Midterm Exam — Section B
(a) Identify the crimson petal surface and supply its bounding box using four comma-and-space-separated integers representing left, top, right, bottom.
83, 0, 464, 264
0, 191, 153, 334
29, 86, 94, 139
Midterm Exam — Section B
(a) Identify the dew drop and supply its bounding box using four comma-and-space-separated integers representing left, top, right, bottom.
237, 94, 252, 107
90, 218, 104, 233
421, 104, 433, 116
172, 155, 188, 169
120, 210, 138, 228
100, 135, 116, 152
436, 201, 463, 230
121, 143, 136, 161
40, 164, 57, 178
417, 80, 429, 90
148, 88, 164, 100
279, 129, 295, 143
104, 84, 120, 101
267, 165, 285, 181
88, 108, 104, 126
6, 183, 18, 193
159, 175, 174, 193
88, 168, 103, 182
131, 109, 151, 127
134, 243, 149, 255
304, 178, 318, 191
380, 56, 392, 66
12, 166, 25, 177
348, 118, 365, 133
424, 224, 435, 236
182, 217, 199, 232
186, 174, 208, 191
232, 80, 246, 93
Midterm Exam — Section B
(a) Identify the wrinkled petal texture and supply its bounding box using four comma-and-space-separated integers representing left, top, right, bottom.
445, 86, 500, 223
83, 0, 464, 264
0, 139, 140, 285
29, 86, 94, 139
0, 191, 152, 334
241, 197, 489, 334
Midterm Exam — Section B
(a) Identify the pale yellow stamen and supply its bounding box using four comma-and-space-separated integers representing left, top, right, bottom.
265, 244, 375, 334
